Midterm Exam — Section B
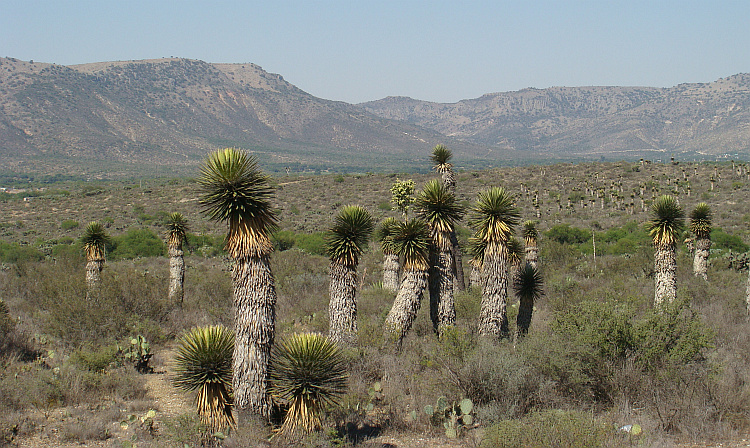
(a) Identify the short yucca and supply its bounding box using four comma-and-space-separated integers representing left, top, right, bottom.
172, 325, 235, 432
513, 262, 544, 339
647, 195, 685, 248
165, 212, 189, 248
81, 221, 111, 261
430, 144, 453, 173
522, 220, 538, 246
325, 205, 374, 267
689, 203, 712, 239
268, 333, 347, 434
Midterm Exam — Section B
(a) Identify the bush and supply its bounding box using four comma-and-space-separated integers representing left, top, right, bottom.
60, 220, 79, 230
546, 224, 591, 245
711, 228, 749, 252
110, 228, 165, 259
0, 240, 44, 263
480, 409, 610, 448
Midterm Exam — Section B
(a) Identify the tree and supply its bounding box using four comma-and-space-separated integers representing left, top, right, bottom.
268, 333, 347, 434
326, 205, 374, 346
390, 178, 415, 217
513, 262, 544, 341
81, 221, 111, 295
522, 220, 539, 269
647, 195, 685, 306
415, 180, 464, 334
469, 187, 520, 339
376, 217, 401, 292
430, 144, 466, 291
172, 325, 235, 436
198, 147, 279, 418
383, 219, 431, 347
165, 212, 188, 306
689, 203, 712, 280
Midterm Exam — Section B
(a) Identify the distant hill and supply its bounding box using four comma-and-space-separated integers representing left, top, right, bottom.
0, 57, 470, 177
361, 75, 750, 160
1, 56, 749, 178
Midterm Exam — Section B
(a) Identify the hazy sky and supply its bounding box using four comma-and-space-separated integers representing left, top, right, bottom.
3, 1, 749, 104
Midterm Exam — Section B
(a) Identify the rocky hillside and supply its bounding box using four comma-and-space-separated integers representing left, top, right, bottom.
361, 75, 750, 159
0, 57, 463, 176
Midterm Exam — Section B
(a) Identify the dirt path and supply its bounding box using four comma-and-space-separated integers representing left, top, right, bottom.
145, 348, 193, 418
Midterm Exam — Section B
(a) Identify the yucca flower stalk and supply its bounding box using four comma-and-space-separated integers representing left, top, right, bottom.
513, 262, 544, 341
415, 180, 464, 334
326, 205, 374, 346
383, 219, 431, 347
198, 147, 279, 418
376, 217, 401, 292
268, 333, 347, 434
172, 325, 235, 433
165, 212, 188, 305
689, 203, 712, 280
647, 195, 685, 305
469, 187, 520, 339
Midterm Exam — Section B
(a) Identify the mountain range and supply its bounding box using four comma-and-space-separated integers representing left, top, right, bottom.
1, 56, 749, 177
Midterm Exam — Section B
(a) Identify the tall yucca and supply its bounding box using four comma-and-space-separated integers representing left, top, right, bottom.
376, 217, 401, 292
647, 195, 684, 305
326, 206, 374, 267
513, 262, 544, 340
469, 187, 520, 339
268, 333, 347, 434
689, 203, 712, 239
198, 148, 278, 258
647, 195, 685, 249
390, 219, 431, 271
326, 206, 374, 345
415, 180, 464, 250
430, 144, 453, 174
81, 221, 110, 261
165, 212, 189, 248
198, 147, 279, 418
172, 325, 235, 433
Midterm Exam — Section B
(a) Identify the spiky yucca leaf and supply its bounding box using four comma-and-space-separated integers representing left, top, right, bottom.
165, 212, 189, 248
268, 333, 347, 434
467, 236, 487, 269
325, 206, 374, 266
430, 144, 453, 173
689, 203, 712, 239
513, 262, 544, 303
198, 148, 278, 259
469, 187, 520, 251
647, 195, 685, 248
414, 180, 464, 248
376, 217, 400, 255
81, 221, 111, 261
506, 237, 524, 267
390, 219, 431, 271
522, 220, 538, 246
172, 325, 235, 431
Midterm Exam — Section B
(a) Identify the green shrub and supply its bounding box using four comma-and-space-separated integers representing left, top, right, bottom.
546, 224, 591, 245
711, 228, 749, 252
272, 230, 297, 251
60, 220, 79, 230
481, 409, 609, 448
295, 232, 326, 255
0, 240, 44, 263
110, 228, 165, 259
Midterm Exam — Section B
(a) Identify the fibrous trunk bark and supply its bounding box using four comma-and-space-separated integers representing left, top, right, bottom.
692, 238, 710, 281
382, 253, 400, 292
525, 245, 539, 270
232, 256, 276, 419
429, 247, 455, 335
85, 259, 103, 297
450, 231, 465, 292
478, 248, 510, 339
469, 265, 482, 289
654, 245, 677, 306
516, 296, 533, 341
384, 269, 428, 348
328, 261, 358, 346
168, 246, 185, 305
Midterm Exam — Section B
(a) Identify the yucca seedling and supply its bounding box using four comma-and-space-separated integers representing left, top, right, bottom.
172, 325, 235, 433
268, 333, 347, 434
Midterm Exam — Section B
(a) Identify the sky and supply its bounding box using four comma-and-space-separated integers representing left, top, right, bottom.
2, 1, 750, 104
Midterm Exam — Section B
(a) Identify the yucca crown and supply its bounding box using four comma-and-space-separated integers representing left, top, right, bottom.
325, 205, 374, 266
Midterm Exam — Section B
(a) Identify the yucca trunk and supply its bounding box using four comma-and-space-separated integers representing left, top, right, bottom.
525, 244, 539, 269
384, 269, 428, 347
442, 171, 456, 193
383, 253, 401, 292
450, 232, 466, 291
168, 246, 185, 305
429, 247, 455, 334
469, 264, 482, 289
232, 256, 276, 418
85, 259, 103, 293
692, 238, 710, 280
478, 247, 510, 339
328, 261, 358, 346
654, 245, 677, 306
516, 296, 533, 341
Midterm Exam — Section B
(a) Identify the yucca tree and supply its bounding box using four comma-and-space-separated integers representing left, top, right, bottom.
513, 262, 544, 341
165, 212, 188, 306
172, 325, 235, 434
198, 147, 279, 418
467, 236, 485, 289
81, 221, 111, 294
383, 219, 431, 347
689, 203, 712, 280
268, 333, 347, 434
647, 195, 685, 306
376, 217, 401, 292
415, 180, 464, 334
469, 187, 520, 339
430, 144, 466, 292
326, 205, 374, 346
522, 220, 539, 269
